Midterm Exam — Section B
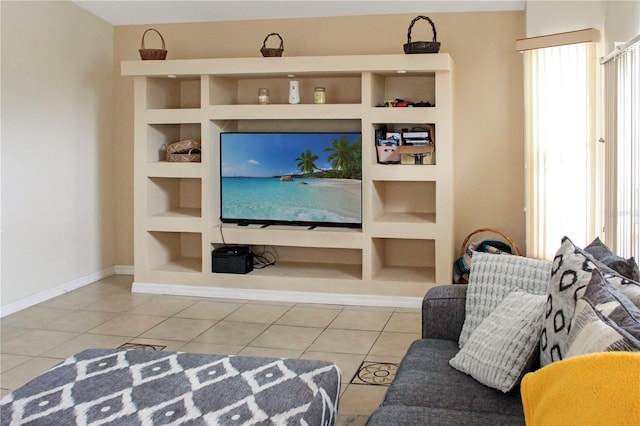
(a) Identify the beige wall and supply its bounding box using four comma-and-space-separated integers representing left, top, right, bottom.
1, 1, 114, 307
113, 11, 527, 264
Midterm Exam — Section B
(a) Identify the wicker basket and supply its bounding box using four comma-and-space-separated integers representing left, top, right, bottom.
452, 227, 522, 283
139, 28, 167, 60
459, 228, 522, 257
166, 150, 201, 162
403, 16, 441, 54
260, 33, 284, 57
165, 140, 201, 162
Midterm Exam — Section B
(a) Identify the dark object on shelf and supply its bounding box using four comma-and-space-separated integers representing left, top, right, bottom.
413, 101, 434, 107
403, 16, 441, 54
165, 139, 201, 162
139, 28, 167, 60
212, 246, 253, 274
260, 33, 284, 57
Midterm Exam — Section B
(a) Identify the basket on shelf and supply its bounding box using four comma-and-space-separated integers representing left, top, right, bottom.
403, 16, 441, 54
139, 28, 168, 60
453, 228, 522, 283
260, 33, 284, 57
165, 139, 201, 162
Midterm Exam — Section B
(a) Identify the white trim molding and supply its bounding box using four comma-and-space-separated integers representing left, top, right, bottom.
0, 267, 116, 318
132, 281, 423, 309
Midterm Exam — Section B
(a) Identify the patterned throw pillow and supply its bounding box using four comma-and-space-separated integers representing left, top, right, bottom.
540, 237, 595, 366
540, 237, 640, 367
584, 237, 640, 281
459, 252, 552, 348
450, 291, 546, 393
566, 269, 640, 358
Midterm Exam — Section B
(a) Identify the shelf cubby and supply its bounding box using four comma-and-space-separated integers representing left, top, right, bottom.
146, 123, 201, 163
147, 231, 202, 273
248, 245, 362, 281
147, 77, 201, 109
371, 237, 436, 283
147, 177, 202, 218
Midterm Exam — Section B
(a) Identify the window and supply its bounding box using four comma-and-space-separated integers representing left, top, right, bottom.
602, 35, 640, 259
519, 30, 599, 259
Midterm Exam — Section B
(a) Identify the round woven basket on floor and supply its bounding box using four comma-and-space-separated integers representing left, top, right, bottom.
459, 228, 522, 257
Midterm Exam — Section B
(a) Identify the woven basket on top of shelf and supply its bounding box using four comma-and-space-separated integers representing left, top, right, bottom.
403, 16, 441, 54
260, 33, 284, 57
139, 28, 167, 60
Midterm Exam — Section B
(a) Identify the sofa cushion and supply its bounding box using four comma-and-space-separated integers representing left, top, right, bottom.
450, 291, 546, 392
378, 339, 524, 419
367, 405, 525, 426
584, 237, 640, 281
566, 269, 640, 357
459, 252, 552, 348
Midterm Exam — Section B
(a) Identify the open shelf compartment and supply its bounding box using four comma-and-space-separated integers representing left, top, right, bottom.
148, 231, 202, 272
209, 75, 362, 106
146, 77, 201, 109
147, 123, 201, 163
211, 245, 362, 281
147, 177, 201, 218
371, 238, 435, 283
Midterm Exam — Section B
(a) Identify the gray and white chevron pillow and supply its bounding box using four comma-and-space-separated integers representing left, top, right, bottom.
566, 269, 640, 358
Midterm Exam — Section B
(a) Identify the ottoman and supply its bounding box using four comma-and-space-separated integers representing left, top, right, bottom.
1, 349, 341, 425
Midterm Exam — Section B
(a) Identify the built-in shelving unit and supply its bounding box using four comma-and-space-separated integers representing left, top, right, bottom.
122, 54, 454, 306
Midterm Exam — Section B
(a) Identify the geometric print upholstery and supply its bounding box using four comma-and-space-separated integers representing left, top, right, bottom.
540, 237, 596, 366
566, 269, 640, 358
0, 349, 342, 426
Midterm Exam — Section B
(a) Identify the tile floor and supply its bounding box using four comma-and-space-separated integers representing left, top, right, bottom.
0, 275, 421, 425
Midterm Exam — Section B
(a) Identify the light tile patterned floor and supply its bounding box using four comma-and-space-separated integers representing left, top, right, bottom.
0, 275, 421, 424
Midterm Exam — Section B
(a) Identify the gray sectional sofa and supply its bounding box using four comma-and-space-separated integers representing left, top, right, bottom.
367, 284, 526, 425
368, 236, 640, 426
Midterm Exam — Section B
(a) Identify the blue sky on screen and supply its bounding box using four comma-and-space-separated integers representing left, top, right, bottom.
221, 132, 360, 177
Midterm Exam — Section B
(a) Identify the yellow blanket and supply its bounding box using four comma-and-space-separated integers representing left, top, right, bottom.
521, 352, 640, 425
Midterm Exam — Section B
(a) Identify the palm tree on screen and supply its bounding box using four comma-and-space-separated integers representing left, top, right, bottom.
296, 150, 319, 174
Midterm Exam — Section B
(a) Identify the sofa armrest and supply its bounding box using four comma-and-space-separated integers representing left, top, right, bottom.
422, 284, 468, 342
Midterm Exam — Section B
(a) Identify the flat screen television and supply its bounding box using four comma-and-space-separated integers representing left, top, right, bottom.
220, 132, 362, 228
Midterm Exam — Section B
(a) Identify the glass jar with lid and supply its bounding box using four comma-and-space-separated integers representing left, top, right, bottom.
314, 87, 326, 104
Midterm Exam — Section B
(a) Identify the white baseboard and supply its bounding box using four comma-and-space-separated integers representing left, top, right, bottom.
114, 265, 134, 275
132, 282, 422, 308
0, 267, 117, 318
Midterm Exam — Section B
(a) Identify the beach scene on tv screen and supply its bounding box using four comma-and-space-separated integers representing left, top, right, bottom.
221, 133, 362, 225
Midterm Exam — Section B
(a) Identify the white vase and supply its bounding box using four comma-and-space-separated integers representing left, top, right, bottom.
289, 80, 300, 104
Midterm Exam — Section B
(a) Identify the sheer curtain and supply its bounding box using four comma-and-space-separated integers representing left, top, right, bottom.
522, 41, 597, 259
603, 36, 640, 258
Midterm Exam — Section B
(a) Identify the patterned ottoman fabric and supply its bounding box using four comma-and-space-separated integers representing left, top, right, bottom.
0, 349, 341, 426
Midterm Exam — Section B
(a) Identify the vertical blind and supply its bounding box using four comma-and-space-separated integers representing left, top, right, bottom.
603, 36, 640, 258
523, 42, 597, 259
